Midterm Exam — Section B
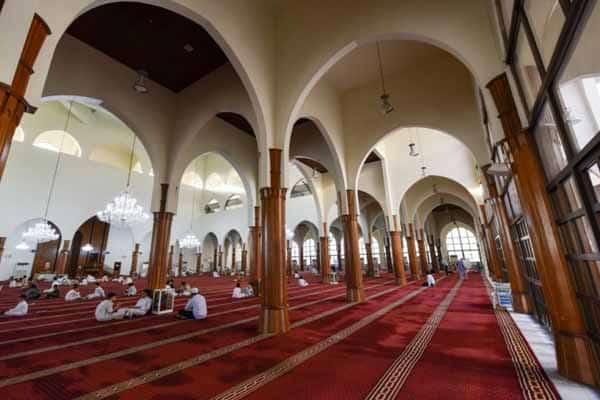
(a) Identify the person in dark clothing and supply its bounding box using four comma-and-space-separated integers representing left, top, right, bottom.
24, 283, 41, 300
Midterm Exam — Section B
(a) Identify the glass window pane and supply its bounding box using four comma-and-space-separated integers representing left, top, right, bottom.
586, 163, 600, 203
557, 5, 600, 151
534, 103, 569, 179
515, 28, 543, 110
525, 0, 565, 67
563, 175, 583, 212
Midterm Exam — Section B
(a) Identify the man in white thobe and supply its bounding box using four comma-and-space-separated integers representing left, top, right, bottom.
87, 282, 106, 299
121, 289, 153, 318
95, 292, 124, 322
65, 284, 82, 301
3, 295, 28, 317
177, 288, 207, 320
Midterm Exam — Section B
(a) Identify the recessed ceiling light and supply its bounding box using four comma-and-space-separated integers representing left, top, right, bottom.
184, 44, 194, 53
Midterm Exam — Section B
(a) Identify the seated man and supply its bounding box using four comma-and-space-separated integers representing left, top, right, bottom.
8, 276, 17, 288
232, 282, 245, 299
43, 277, 60, 294
65, 284, 82, 301
212, 270, 220, 278
80, 277, 88, 286
101, 275, 109, 282
293, 272, 301, 279
24, 283, 41, 300
124, 276, 133, 285
95, 292, 124, 322
87, 282, 106, 299
3, 294, 28, 317
121, 289, 153, 318
297, 275, 309, 287
86, 274, 97, 283
241, 284, 254, 297
44, 285, 60, 299
176, 288, 207, 320
178, 281, 192, 296
124, 282, 137, 296
426, 271, 436, 287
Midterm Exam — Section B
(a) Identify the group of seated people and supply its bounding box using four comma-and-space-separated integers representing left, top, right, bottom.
94, 289, 154, 321
231, 282, 254, 298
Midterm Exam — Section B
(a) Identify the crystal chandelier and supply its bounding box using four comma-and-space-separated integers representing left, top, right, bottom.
97, 135, 149, 227
180, 233, 200, 249
97, 188, 149, 226
16, 240, 30, 250
21, 101, 74, 244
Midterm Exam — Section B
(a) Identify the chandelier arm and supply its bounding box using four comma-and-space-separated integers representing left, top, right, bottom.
43, 101, 73, 221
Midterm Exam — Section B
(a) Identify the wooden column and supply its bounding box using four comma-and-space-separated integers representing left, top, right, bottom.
231, 245, 236, 271
320, 223, 330, 283
483, 170, 532, 313
299, 240, 304, 271
212, 247, 218, 271
286, 240, 293, 276
147, 184, 174, 290
480, 205, 504, 281
390, 215, 407, 285
218, 246, 223, 271
177, 250, 183, 276
365, 241, 374, 277
0, 237, 5, 265
259, 149, 289, 333
249, 206, 262, 294
167, 245, 174, 276
418, 229, 428, 275
241, 244, 247, 274
55, 240, 70, 275
488, 73, 598, 385
342, 190, 365, 302
130, 243, 140, 276
0, 15, 51, 182
336, 239, 342, 271
428, 234, 439, 273
196, 251, 202, 274
407, 224, 419, 279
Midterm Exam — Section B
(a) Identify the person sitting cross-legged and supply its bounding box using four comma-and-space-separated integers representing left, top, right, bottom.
2, 294, 29, 317
176, 288, 207, 320
232, 282, 245, 298
121, 289, 153, 318
124, 282, 137, 296
95, 292, 125, 322
297, 274, 309, 287
87, 282, 106, 299
65, 283, 82, 301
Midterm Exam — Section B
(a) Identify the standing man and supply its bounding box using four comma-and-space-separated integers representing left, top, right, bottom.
457, 258, 466, 280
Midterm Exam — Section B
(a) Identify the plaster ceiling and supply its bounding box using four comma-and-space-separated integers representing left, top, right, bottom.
325, 40, 455, 94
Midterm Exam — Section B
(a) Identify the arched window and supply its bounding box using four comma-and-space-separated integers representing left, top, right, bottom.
205, 198, 221, 214
402, 236, 409, 265
446, 227, 480, 262
371, 237, 381, 264
328, 233, 338, 266
291, 241, 300, 265
291, 179, 311, 198
359, 237, 367, 266
303, 238, 317, 267
33, 130, 82, 157
205, 173, 223, 192
224, 194, 243, 210
181, 171, 203, 188
13, 126, 25, 143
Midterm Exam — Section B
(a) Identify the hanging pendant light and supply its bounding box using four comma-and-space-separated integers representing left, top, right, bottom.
16, 241, 30, 250
21, 102, 73, 244
180, 159, 200, 249
376, 42, 394, 116
97, 134, 150, 226
133, 70, 149, 94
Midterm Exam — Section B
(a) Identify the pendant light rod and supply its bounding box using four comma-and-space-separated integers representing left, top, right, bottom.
43, 100, 73, 221
126, 134, 136, 188
376, 42, 387, 94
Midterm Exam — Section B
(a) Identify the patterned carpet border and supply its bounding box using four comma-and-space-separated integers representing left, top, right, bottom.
483, 276, 559, 400
74, 281, 416, 400
364, 278, 463, 400
207, 285, 439, 400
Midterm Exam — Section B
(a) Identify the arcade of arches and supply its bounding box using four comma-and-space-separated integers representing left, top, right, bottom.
1, 1, 600, 399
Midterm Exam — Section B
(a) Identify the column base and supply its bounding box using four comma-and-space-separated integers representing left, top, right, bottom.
512, 291, 532, 314
258, 305, 290, 334
346, 286, 365, 302
250, 280, 261, 296
395, 276, 407, 286
555, 331, 598, 387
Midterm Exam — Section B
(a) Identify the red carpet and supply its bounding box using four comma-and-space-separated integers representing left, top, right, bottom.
0, 273, 557, 399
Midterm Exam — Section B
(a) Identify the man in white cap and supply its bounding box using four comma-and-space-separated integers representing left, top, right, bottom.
176, 287, 207, 320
